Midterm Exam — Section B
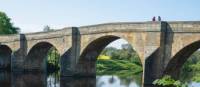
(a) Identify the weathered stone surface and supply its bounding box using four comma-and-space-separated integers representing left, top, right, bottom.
0, 21, 200, 87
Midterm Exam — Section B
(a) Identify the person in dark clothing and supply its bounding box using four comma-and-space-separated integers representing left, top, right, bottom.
152, 16, 156, 21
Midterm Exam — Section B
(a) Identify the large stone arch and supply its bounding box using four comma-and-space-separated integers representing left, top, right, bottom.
79, 32, 145, 63
164, 40, 200, 78
76, 35, 142, 76
0, 45, 12, 71
24, 41, 60, 71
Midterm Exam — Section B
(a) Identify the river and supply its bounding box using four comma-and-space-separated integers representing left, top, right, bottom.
0, 71, 199, 87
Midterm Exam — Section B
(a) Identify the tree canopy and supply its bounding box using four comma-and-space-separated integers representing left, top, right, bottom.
0, 11, 19, 34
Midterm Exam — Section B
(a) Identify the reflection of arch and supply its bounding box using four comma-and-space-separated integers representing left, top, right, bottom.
25, 42, 59, 71
0, 45, 12, 70
164, 40, 200, 78
76, 35, 142, 76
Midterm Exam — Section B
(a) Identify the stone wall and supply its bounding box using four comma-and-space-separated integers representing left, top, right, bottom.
0, 21, 199, 87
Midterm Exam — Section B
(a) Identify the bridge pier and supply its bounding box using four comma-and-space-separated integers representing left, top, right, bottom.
11, 34, 27, 72
61, 27, 80, 76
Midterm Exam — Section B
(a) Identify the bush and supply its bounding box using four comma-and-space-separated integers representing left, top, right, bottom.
153, 75, 188, 87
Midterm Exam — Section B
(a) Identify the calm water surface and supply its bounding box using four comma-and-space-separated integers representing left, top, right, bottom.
0, 71, 142, 87
0, 72, 199, 87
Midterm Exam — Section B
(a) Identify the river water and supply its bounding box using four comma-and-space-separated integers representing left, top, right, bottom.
0, 71, 199, 87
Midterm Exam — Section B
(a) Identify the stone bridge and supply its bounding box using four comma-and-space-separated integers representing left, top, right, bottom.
0, 21, 200, 86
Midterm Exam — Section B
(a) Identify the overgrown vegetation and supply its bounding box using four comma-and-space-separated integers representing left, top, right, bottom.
47, 47, 60, 73
153, 75, 188, 87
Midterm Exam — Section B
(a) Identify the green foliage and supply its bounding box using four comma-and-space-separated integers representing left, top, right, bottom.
47, 47, 60, 72
101, 46, 142, 66
153, 75, 188, 87
96, 59, 142, 75
192, 73, 200, 82
0, 11, 19, 34
97, 44, 143, 78
180, 51, 200, 82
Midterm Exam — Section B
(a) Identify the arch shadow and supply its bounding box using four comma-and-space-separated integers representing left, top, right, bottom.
24, 42, 60, 72
0, 45, 12, 71
164, 40, 200, 79
60, 47, 73, 76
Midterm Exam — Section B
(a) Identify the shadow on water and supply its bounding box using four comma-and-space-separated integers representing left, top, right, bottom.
0, 71, 96, 87
0, 71, 143, 87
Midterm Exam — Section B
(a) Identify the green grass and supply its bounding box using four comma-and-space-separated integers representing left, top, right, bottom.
96, 59, 143, 78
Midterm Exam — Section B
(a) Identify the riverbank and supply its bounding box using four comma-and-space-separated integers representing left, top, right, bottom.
96, 59, 142, 77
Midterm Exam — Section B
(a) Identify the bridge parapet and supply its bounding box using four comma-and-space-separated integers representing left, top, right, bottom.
168, 21, 200, 32
0, 34, 19, 43
25, 27, 72, 41
79, 22, 162, 34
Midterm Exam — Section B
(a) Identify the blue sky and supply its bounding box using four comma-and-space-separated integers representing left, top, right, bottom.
0, 0, 200, 48
0, 0, 200, 33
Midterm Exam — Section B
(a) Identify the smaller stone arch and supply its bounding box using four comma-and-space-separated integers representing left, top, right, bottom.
24, 41, 60, 72
27, 40, 63, 56
164, 40, 200, 78
0, 45, 12, 71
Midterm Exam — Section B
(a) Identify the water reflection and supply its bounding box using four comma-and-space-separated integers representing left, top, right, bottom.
96, 75, 140, 87
12, 72, 46, 87
0, 72, 143, 87
0, 71, 10, 87
60, 77, 95, 87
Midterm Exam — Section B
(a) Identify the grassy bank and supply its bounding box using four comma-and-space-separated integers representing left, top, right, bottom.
96, 59, 142, 77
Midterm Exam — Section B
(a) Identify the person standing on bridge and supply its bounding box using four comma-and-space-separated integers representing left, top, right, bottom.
158, 16, 161, 21
152, 16, 156, 21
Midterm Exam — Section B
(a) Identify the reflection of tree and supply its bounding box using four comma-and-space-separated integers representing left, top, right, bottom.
47, 72, 60, 87
47, 47, 60, 73
60, 77, 96, 87
97, 75, 141, 87
119, 73, 142, 86
0, 71, 10, 87
109, 75, 116, 84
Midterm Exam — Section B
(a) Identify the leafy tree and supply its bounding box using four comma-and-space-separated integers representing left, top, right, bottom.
0, 11, 19, 34
47, 47, 60, 72
100, 44, 142, 66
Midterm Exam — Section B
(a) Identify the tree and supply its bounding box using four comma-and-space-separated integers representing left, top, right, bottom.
0, 11, 19, 34
43, 25, 52, 32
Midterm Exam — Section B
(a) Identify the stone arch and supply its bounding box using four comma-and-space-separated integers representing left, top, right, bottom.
164, 40, 200, 78
24, 41, 60, 71
27, 40, 63, 56
76, 35, 142, 76
0, 45, 12, 71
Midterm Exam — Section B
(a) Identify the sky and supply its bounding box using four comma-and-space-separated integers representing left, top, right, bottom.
0, 0, 200, 33
0, 0, 200, 48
